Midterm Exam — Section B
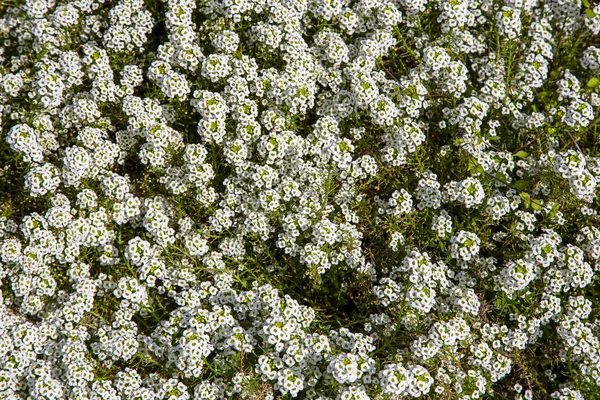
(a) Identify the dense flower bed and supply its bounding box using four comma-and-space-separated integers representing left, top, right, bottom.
1, 0, 600, 398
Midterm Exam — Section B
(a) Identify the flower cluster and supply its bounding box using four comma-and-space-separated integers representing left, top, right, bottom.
1, 0, 600, 398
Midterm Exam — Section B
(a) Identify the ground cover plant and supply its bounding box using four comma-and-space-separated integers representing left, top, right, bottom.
1, 0, 600, 398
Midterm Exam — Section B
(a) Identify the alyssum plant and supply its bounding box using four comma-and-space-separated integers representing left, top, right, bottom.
1, 0, 600, 399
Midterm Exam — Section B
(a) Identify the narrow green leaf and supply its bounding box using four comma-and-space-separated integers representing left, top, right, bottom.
513, 179, 529, 191
520, 192, 531, 208
531, 201, 542, 211
496, 172, 508, 184
467, 158, 478, 171
548, 203, 560, 219
515, 150, 529, 158
586, 8, 597, 18
587, 77, 600, 88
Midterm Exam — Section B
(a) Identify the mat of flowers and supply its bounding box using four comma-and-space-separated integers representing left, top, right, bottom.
1, 0, 600, 398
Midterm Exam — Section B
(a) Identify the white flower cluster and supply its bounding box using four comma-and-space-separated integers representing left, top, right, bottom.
1, 0, 600, 398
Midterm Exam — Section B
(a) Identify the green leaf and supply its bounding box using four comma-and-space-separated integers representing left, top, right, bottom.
531, 200, 542, 211
467, 158, 478, 171
472, 165, 484, 175
515, 150, 529, 158
488, 136, 501, 141
438, 240, 446, 252
496, 172, 508, 184
583, 0, 590, 8
587, 77, 600, 88
548, 203, 560, 219
513, 179, 529, 191
586, 8, 597, 18
520, 192, 531, 208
